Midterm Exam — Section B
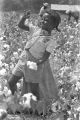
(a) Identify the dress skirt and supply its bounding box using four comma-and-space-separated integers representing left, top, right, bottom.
21, 50, 59, 101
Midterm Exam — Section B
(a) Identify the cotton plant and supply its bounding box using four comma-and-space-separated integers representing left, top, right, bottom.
51, 101, 62, 113
0, 10, 80, 119
59, 66, 71, 78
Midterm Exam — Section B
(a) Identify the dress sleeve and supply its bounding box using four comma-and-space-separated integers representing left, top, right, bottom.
12, 51, 26, 77
39, 7, 44, 17
25, 25, 38, 50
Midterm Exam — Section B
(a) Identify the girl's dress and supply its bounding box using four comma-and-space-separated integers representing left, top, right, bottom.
12, 24, 59, 111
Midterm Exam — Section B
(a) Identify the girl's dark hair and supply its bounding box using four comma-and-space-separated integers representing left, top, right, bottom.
42, 11, 61, 32
44, 6, 48, 9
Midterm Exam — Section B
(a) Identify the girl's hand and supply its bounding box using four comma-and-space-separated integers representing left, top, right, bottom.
24, 10, 31, 18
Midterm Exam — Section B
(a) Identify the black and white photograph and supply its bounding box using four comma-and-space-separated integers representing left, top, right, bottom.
0, 0, 80, 120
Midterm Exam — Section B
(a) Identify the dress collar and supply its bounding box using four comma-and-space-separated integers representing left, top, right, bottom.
40, 30, 51, 36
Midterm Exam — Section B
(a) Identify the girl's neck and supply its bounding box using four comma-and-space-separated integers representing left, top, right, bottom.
41, 29, 51, 36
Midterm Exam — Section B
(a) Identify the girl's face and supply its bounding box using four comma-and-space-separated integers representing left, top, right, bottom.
41, 13, 53, 32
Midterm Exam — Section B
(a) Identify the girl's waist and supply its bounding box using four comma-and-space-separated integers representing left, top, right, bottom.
27, 50, 41, 63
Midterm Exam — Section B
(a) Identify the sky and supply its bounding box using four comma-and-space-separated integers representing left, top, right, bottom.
0, 0, 80, 12
0, 0, 43, 12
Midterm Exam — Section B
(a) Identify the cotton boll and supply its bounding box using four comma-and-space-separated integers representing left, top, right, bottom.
3, 87, 9, 96
17, 82, 21, 91
27, 61, 37, 70
0, 36, 4, 41
11, 57, 15, 62
10, 63, 14, 71
69, 35, 74, 39
18, 48, 22, 54
0, 68, 6, 76
7, 90, 12, 97
0, 85, 2, 91
17, 83, 21, 88
66, 10, 70, 14
77, 53, 80, 58
76, 81, 80, 90
67, 118, 72, 120
76, 22, 80, 27
3, 86, 11, 97
19, 93, 37, 109
3, 63, 9, 70
73, 21, 77, 24
0, 109, 7, 120
18, 48, 22, 52
3, 44, 10, 51
25, 19, 29, 25
51, 101, 61, 113
31, 94, 37, 101
13, 52, 19, 59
